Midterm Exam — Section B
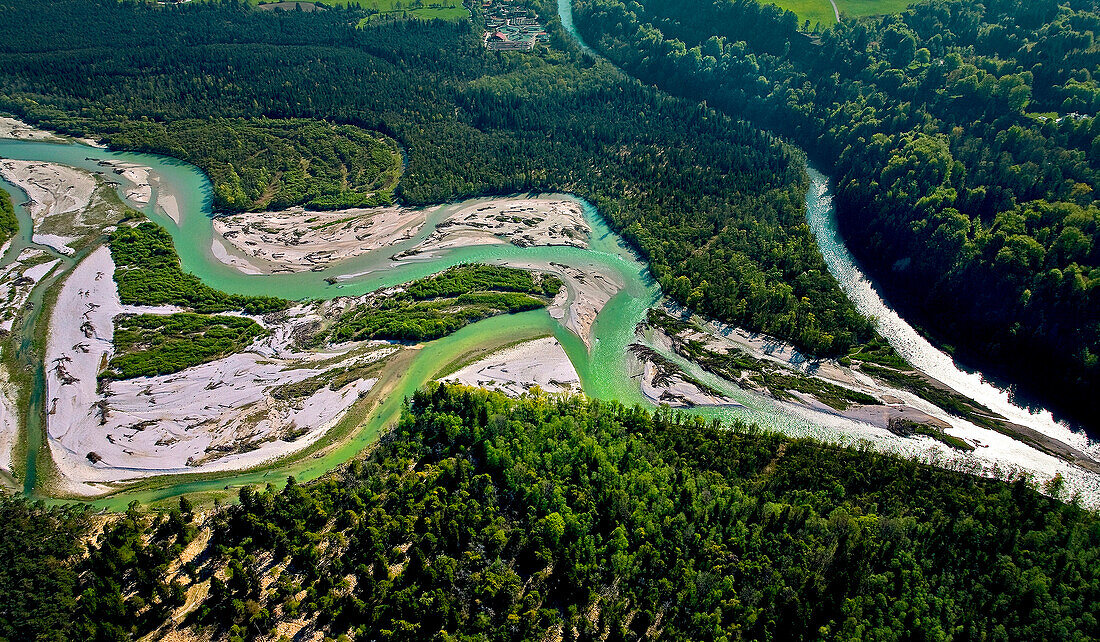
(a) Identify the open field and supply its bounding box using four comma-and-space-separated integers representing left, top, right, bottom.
767, 0, 912, 29
358, 0, 469, 23
243, 0, 470, 21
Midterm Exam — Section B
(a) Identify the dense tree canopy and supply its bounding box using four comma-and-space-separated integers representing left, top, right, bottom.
0, 0, 872, 356
7, 386, 1099, 640
572, 0, 1100, 429
0, 188, 15, 245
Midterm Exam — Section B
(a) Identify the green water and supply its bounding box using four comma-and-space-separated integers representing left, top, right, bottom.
0, 137, 834, 508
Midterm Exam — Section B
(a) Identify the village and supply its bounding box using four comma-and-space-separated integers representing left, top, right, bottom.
482, 0, 548, 51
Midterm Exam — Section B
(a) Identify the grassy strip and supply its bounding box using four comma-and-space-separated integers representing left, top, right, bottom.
105, 313, 267, 380
889, 418, 975, 452
843, 336, 909, 369
857, 362, 999, 429
751, 371, 877, 411
649, 309, 874, 410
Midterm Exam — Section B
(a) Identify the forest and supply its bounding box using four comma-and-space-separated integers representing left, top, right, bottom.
0, 0, 873, 357
3, 385, 1098, 640
109, 221, 287, 314
571, 0, 1100, 428
0, 188, 14, 245
326, 264, 561, 342
91, 118, 401, 212
105, 312, 267, 379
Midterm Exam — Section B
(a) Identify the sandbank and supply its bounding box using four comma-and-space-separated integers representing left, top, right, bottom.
44, 247, 401, 493
0, 364, 19, 475
495, 258, 623, 348
0, 159, 97, 230
97, 159, 153, 205
213, 205, 428, 273
0, 116, 64, 142
0, 249, 61, 332
210, 236, 264, 275
157, 190, 182, 224
442, 336, 580, 396
397, 196, 590, 259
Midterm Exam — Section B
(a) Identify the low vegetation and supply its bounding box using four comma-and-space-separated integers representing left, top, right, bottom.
328, 264, 561, 343
5, 386, 1098, 640
357, 0, 470, 24
105, 313, 267, 380
0, 189, 15, 245
109, 221, 287, 314
648, 310, 876, 410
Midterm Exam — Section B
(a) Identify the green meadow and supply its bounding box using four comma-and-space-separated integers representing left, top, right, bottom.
241, 0, 470, 21
768, 0, 912, 29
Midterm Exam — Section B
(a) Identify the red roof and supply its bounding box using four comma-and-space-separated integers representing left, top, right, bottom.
491, 31, 507, 40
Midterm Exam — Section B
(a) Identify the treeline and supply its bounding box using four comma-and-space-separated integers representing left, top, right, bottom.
571, 0, 1100, 427
0, 0, 871, 356
106, 312, 267, 379
109, 221, 287, 314
0, 188, 15, 245
328, 264, 558, 342
7, 386, 1100, 640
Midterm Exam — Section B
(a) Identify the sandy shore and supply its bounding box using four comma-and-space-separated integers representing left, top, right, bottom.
397, 197, 589, 259
213, 205, 428, 273
211, 196, 592, 276
628, 344, 741, 408
0, 116, 64, 142
210, 237, 264, 275
495, 258, 623, 348
649, 301, 1100, 480
443, 337, 580, 396
0, 159, 97, 221
0, 158, 97, 255
44, 247, 399, 493
158, 190, 182, 224
97, 160, 152, 205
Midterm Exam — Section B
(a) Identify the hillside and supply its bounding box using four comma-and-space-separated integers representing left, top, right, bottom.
3, 386, 1098, 640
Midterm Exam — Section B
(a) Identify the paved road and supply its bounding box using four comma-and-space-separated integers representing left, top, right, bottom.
829, 0, 840, 21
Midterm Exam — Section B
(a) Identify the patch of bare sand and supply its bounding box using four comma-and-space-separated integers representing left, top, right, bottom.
158, 190, 182, 224
397, 196, 589, 258
0, 159, 97, 254
44, 247, 396, 494
0, 116, 64, 142
97, 160, 152, 205
0, 364, 19, 475
627, 344, 741, 408
0, 248, 61, 332
443, 337, 580, 396
213, 205, 427, 273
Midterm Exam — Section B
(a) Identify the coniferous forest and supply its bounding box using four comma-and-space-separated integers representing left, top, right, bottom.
0, 0, 872, 357
2, 0, 1100, 640
3, 386, 1100, 641
571, 0, 1100, 430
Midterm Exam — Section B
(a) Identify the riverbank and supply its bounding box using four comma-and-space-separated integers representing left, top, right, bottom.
443, 336, 581, 396
212, 204, 427, 273
43, 245, 401, 495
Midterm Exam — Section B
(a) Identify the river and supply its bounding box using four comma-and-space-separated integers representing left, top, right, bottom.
0, 1, 1095, 506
